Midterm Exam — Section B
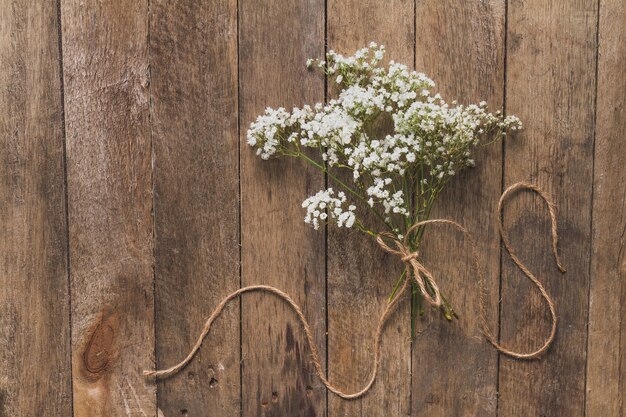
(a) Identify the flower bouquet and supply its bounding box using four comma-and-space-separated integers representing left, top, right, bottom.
246, 43, 521, 332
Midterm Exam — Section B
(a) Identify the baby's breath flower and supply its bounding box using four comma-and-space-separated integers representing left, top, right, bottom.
247, 43, 521, 234
302, 189, 356, 230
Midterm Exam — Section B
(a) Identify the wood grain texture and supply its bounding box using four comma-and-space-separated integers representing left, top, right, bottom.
2, 1, 625, 415
499, 0, 597, 415
60, 1, 155, 415
150, 1, 240, 416
326, 1, 413, 416
0, 1, 71, 415
585, 0, 625, 415
239, 1, 326, 416
412, 1, 505, 415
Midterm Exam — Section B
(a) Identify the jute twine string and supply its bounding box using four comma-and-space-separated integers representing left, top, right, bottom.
144, 182, 566, 398
376, 228, 442, 307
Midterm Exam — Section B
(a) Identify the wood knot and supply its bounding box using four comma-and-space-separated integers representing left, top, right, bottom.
80, 308, 119, 380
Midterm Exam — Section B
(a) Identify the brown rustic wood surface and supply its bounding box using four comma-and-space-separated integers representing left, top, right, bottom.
586, 0, 625, 415
0, 0, 624, 416
499, 0, 597, 415
0, 1, 71, 415
239, 1, 326, 416
326, 1, 413, 416
60, 1, 155, 415
413, 1, 505, 415
150, 1, 240, 416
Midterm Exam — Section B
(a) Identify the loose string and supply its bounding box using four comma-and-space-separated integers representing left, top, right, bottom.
493, 181, 566, 357
144, 182, 566, 397
144, 281, 410, 399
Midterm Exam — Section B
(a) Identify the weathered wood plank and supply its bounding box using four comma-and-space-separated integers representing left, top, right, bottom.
150, 1, 240, 416
60, 1, 155, 415
586, 0, 625, 414
239, 1, 326, 416
0, 1, 71, 415
326, 1, 413, 416
499, 1, 597, 415
412, 1, 505, 415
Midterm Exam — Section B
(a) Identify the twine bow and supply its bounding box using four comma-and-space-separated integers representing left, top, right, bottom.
376, 224, 443, 308
144, 182, 566, 398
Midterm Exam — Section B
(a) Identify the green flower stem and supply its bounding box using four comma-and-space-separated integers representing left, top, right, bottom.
440, 294, 458, 321
402, 176, 412, 230
386, 215, 458, 338
411, 280, 419, 338
355, 219, 377, 237
388, 269, 406, 302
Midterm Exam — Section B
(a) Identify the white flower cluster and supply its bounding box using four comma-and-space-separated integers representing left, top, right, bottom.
246, 107, 291, 159
393, 98, 521, 181
247, 43, 522, 234
302, 188, 356, 230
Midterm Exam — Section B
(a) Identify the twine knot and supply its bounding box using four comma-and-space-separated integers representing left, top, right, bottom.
400, 253, 417, 263
376, 226, 443, 307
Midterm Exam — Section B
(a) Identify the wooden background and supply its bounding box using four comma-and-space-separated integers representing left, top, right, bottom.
1, 0, 624, 416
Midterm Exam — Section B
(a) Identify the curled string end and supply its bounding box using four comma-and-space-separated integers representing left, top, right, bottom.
551, 232, 566, 273
549, 205, 566, 274
493, 182, 563, 360
552, 235, 566, 272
